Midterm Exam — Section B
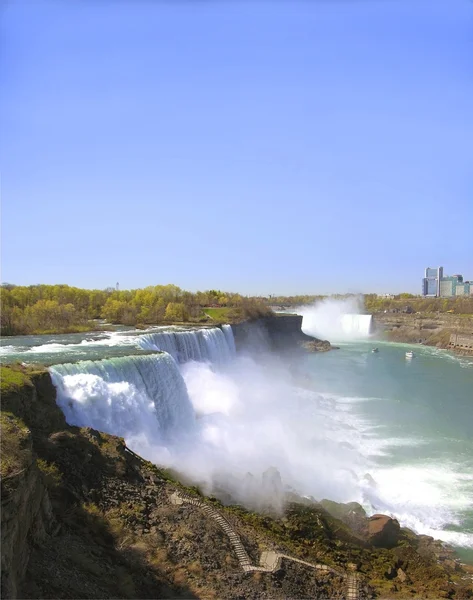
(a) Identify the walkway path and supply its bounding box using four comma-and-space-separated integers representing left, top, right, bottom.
170, 491, 360, 598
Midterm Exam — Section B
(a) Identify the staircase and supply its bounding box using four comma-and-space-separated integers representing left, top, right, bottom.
170, 491, 360, 598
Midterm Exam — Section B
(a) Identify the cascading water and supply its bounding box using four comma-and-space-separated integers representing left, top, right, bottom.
50, 353, 195, 452
138, 325, 236, 364
297, 297, 373, 341
340, 314, 373, 337
48, 326, 238, 462
222, 323, 237, 355
41, 320, 473, 550
0, 325, 236, 366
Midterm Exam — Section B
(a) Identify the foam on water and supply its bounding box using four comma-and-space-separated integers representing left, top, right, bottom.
50, 354, 195, 451
0, 325, 234, 366
11, 322, 470, 549
362, 464, 473, 547
296, 297, 373, 341
138, 325, 235, 364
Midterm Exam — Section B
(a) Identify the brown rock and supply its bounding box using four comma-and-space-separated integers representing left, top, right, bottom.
396, 567, 407, 583
442, 559, 459, 572
301, 339, 335, 352
368, 514, 401, 548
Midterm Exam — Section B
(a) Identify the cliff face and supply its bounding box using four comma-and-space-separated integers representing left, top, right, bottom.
231, 314, 315, 353
1, 447, 54, 599
374, 312, 473, 353
0, 371, 58, 599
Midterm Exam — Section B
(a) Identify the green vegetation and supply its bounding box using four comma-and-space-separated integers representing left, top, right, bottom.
0, 365, 32, 396
364, 294, 473, 314
36, 458, 62, 489
204, 303, 273, 323
203, 307, 232, 321
1, 283, 272, 335
270, 294, 326, 306
164, 301, 188, 322
2, 283, 471, 336
271, 292, 473, 315
0, 411, 30, 479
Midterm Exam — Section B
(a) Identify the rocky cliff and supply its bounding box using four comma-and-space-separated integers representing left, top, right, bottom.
1, 426, 54, 598
374, 312, 473, 353
1, 370, 60, 597
1, 365, 472, 599
231, 314, 334, 353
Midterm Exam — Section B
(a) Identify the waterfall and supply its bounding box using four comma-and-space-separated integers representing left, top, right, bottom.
222, 324, 237, 355
138, 325, 235, 364
50, 353, 195, 444
340, 314, 373, 337
299, 299, 373, 341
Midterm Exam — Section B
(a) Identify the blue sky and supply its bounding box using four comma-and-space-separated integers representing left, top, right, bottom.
1, 0, 472, 295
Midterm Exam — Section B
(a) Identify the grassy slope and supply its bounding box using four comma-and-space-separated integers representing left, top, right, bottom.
0, 365, 33, 395
203, 307, 233, 321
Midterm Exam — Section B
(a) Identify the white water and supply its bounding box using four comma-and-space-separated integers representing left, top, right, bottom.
362, 462, 473, 547
297, 297, 373, 341
138, 325, 235, 364
47, 324, 473, 549
0, 325, 234, 365
50, 354, 195, 448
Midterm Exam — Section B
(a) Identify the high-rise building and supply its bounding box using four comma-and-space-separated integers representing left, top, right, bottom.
423, 267, 473, 297
422, 266, 443, 296
440, 275, 471, 297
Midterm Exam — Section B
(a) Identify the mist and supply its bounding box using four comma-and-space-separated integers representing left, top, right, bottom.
296, 296, 373, 341
158, 356, 369, 512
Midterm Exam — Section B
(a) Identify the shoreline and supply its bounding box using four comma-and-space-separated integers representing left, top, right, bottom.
372, 311, 473, 356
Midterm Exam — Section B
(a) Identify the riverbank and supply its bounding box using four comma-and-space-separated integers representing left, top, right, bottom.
374, 312, 473, 355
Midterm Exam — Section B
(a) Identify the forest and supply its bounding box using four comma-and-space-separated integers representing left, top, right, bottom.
0, 284, 270, 335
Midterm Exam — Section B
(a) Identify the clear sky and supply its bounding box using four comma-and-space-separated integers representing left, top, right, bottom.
1, 0, 472, 295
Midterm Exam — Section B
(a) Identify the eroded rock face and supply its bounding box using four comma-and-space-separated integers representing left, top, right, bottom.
1, 443, 54, 598
368, 514, 401, 548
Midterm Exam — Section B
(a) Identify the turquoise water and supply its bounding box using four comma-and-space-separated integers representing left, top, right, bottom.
304, 340, 473, 561
2, 328, 472, 560
0, 326, 198, 365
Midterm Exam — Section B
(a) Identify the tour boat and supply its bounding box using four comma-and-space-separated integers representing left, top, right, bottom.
405, 351, 414, 359
371, 348, 379, 353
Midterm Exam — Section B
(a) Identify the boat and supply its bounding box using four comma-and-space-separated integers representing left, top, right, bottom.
405, 351, 414, 359
371, 348, 379, 353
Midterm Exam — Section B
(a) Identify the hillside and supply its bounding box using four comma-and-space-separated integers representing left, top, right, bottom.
1, 365, 472, 599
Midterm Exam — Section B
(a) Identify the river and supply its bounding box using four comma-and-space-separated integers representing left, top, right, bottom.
1, 323, 472, 561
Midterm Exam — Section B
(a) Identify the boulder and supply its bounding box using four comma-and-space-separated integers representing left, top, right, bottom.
396, 567, 407, 583
368, 514, 401, 548
301, 340, 337, 352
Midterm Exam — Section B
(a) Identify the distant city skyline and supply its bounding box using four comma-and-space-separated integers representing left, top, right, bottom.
1, 1, 472, 294
422, 265, 473, 298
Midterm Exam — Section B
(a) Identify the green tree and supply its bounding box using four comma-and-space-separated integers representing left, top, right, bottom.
164, 302, 188, 322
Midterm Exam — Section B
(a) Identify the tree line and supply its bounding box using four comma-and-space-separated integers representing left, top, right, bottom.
2, 284, 470, 336
363, 294, 473, 314
0, 284, 270, 336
